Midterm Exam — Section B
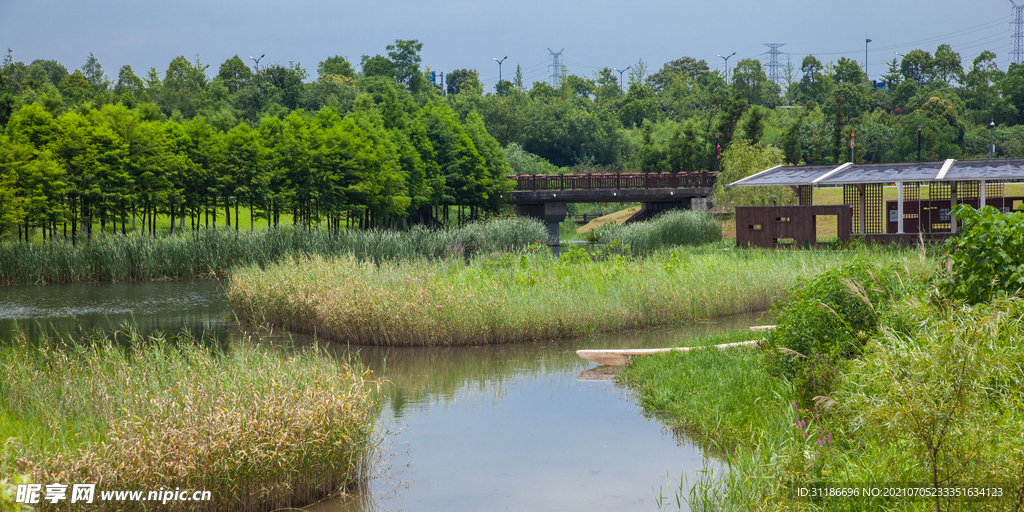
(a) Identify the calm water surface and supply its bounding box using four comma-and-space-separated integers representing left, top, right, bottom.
1, 279, 763, 511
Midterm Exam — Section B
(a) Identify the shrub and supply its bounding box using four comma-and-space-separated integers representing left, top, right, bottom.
941, 204, 1024, 303
609, 209, 722, 254
763, 261, 908, 405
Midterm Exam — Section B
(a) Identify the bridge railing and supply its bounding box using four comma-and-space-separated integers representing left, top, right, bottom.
509, 172, 716, 191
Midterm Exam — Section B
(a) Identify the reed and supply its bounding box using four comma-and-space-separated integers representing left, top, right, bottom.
228, 245, 919, 347
0, 218, 548, 286
0, 328, 381, 511
608, 210, 723, 254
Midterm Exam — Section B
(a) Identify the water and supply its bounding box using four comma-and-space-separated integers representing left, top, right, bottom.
1, 280, 763, 511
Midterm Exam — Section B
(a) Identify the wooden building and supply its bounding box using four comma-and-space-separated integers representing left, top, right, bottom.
727, 158, 1024, 248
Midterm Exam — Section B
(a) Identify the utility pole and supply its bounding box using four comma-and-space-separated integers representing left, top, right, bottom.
439, 71, 444, 97
547, 48, 564, 87
1013, 0, 1024, 64
763, 44, 785, 86
613, 66, 630, 91
717, 52, 736, 83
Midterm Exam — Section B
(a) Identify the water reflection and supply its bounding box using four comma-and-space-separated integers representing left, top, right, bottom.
1, 279, 765, 512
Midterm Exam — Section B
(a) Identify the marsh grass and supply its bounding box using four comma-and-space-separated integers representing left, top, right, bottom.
608, 210, 723, 254
0, 218, 548, 286
0, 328, 381, 511
625, 262, 1024, 511
228, 245, 919, 347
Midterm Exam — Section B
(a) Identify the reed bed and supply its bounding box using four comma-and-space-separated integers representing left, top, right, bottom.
0, 218, 549, 286
0, 329, 381, 511
608, 210, 723, 254
228, 245, 917, 347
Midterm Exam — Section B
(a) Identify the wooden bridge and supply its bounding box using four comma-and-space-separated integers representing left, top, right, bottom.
500, 172, 717, 245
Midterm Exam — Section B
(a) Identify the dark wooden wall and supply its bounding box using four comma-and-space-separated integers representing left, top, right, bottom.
735, 205, 853, 248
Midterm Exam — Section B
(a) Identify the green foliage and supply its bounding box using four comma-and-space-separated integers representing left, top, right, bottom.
763, 261, 905, 386
940, 204, 1024, 303
607, 209, 722, 254
712, 140, 789, 209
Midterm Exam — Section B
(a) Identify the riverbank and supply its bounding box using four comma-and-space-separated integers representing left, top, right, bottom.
0, 330, 381, 511
621, 257, 1024, 511
228, 244, 923, 347
0, 219, 547, 286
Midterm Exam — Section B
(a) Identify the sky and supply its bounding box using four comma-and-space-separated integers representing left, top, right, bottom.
0, 0, 1015, 91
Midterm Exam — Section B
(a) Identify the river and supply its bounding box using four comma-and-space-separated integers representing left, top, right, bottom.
0, 279, 761, 511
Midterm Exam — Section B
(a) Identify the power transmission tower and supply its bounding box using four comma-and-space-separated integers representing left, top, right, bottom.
548, 48, 564, 86
764, 43, 785, 86
1013, 1, 1024, 64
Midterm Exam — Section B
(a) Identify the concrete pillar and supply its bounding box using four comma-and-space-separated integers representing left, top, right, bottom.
980, 180, 986, 209
515, 202, 567, 245
690, 197, 710, 211
897, 181, 904, 234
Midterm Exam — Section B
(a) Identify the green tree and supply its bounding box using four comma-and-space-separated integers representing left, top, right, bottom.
114, 65, 147, 106
160, 55, 209, 118
931, 44, 963, 87
360, 55, 394, 79
731, 58, 779, 106
387, 40, 423, 87
646, 56, 709, 91
713, 140, 790, 209
217, 55, 253, 94
81, 52, 110, 94
446, 69, 481, 96
900, 50, 933, 86
318, 55, 356, 80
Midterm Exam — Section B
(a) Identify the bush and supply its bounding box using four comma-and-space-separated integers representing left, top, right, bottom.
941, 204, 1024, 303
762, 261, 907, 405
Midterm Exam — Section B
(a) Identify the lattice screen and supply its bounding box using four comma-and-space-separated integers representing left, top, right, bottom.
843, 185, 859, 233
797, 185, 813, 206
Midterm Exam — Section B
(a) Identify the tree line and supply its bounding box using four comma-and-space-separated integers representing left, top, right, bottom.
4, 40, 1024, 239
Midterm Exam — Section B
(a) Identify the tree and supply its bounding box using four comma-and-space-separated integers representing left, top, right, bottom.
27, 60, 69, 88
797, 55, 831, 105
832, 57, 865, 84
713, 140, 790, 209
217, 55, 253, 94
81, 52, 110, 93
318, 55, 355, 80
160, 55, 209, 118
931, 44, 963, 87
58, 70, 93, 106
446, 69, 481, 96
900, 50, 933, 86
731, 59, 779, 106
114, 65, 146, 105
386, 39, 423, 87
646, 56, 709, 91
360, 54, 394, 79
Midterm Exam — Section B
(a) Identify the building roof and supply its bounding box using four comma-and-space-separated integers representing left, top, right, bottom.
727, 158, 1024, 187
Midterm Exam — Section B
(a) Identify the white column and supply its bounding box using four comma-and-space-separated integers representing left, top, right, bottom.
897, 181, 904, 234
980, 180, 987, 209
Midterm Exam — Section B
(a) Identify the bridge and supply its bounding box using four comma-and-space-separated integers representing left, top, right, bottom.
500, 172, 717, 245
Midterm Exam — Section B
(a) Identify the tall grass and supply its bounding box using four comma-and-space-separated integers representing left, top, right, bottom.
606, 210, 723, 254
228, 245, 919, 346
0, 218, 548, 285
0, 329, 381, 511
623, 259, 1024, 511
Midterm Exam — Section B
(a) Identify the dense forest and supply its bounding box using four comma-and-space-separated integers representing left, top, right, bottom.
2, 39, 1023, 240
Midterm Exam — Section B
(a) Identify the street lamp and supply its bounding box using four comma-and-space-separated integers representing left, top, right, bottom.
990, 120, 996, 158
865, 39, 872, 80
249, 54, 264, 73
493, 56, 507, 94
717, 52, 736, 83
613, 67, 630, 91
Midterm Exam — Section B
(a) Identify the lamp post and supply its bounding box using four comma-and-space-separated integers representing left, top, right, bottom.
990, 120, 996, 158
917, 125, 923, 162
613, 67, 630, 91
865, 39, 872, 80
249, 54, 264, 73
717, 52, 736, 83
493, 56, 507, 94
714, 133, 723, 174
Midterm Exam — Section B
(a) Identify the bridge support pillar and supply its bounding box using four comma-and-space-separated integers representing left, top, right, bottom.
516, 202, 567, 245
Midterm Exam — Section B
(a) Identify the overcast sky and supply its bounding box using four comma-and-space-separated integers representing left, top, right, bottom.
0, 0, 1015, 91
